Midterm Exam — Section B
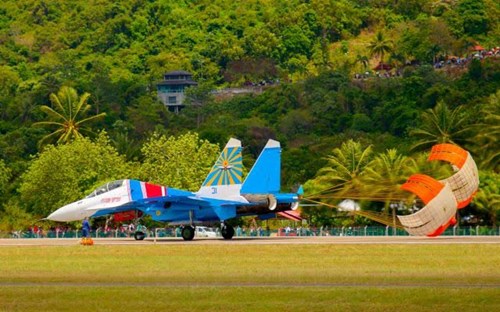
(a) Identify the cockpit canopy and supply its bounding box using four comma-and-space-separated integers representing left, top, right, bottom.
86, 180, 126, 198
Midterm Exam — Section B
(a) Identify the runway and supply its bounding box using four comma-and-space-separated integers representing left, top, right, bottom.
1, 235, 499, 246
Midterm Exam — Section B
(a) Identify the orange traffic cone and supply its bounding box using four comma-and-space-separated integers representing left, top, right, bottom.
80, 237, 94, 246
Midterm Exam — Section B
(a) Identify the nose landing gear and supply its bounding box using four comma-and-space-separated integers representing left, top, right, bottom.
134, 231, 146, 241
221, 223, 234, 240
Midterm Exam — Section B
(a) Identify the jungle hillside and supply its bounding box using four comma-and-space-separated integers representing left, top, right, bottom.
0, 0, 499, 230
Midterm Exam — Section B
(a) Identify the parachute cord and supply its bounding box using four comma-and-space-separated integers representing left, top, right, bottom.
305, 194, 410, 202
303, 198, 405, 229
301, 198, 341, 210
304, 182, 348, 198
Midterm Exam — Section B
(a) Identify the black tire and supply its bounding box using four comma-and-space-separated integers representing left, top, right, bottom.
181, 225, 195, 241
221, 224, 234, 240
134, 231, 146, 241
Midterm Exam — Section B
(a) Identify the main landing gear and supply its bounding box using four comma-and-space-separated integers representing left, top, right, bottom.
181, 210, 196, 241
180, 223, 234, 241
181, 225, 195, 241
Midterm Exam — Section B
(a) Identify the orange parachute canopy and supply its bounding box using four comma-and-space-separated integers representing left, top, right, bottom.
399, 144, 479, 237
428, 144, 479, 209
399, 174, 457, 237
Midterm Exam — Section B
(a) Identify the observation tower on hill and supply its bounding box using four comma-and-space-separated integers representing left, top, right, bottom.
157, 70, 197, 113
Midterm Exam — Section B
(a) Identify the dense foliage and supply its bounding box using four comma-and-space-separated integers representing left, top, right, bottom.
18, 133, 132, 217
139, 132, 219, 190
0, 0, 498, 229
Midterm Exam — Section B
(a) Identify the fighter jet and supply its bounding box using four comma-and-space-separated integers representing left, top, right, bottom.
46, 138, 302, 240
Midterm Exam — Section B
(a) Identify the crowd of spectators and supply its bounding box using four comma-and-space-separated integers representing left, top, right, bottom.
354, 46, 499, 80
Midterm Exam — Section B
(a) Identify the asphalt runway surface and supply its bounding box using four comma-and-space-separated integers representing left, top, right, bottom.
1, 235, 499, 246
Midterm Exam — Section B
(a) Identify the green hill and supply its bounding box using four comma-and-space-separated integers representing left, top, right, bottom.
0, 0, 498, 226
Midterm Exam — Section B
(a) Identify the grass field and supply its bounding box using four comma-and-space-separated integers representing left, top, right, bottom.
1, 242, 499, 311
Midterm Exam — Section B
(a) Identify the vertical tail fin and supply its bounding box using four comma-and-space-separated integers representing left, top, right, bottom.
241, 139, 281, 194
197, 138, 243, 199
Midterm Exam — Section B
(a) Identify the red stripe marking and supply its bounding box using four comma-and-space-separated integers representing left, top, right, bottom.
145, 183, 163, 198
278, 211, 302, 221
114, 210, 143, 222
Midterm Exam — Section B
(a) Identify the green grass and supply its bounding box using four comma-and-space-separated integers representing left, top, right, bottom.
1, 244, 499, 311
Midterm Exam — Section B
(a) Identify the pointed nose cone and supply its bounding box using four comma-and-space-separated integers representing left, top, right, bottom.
46, 203, 82, 222
46, 209, 66, 222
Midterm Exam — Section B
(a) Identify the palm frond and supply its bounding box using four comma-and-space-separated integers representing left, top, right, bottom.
49, 93, 66, 116
73, 92, 91, 119
38, 129, 65, 147
33, 121, 65, 127
75, 112, 106, 126
38, 105, 67, 122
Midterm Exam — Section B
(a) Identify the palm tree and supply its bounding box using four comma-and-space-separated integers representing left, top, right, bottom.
362, 149, 416, 231
362, 149, 416, 202
471, 171, 500, 226
308, 140, 374, 199
354, 54, 369, 72
302, 140, 373, 226
34, 86, 106, 145
473, 188, 500, 226
409, 152, 453, 181
410, 101, 472, 152
474, 91, 500, 171
368, 31, 393, 66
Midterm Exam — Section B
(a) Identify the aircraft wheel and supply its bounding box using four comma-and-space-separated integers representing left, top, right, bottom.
181, 225, 195, 241
221, 224, 234, 240
134, 231, 146, 241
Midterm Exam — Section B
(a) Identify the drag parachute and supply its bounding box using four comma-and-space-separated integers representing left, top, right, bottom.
398, 144, 479, 237
428, 143, 479, 209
